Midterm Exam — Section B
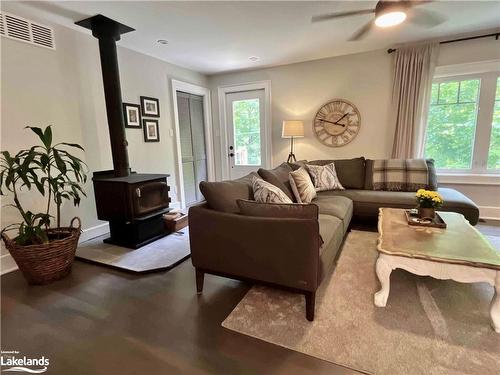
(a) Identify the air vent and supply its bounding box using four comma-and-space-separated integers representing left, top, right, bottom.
0, 12, 55, 50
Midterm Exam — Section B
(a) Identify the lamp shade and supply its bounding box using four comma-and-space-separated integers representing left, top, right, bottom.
282, 120, 304, 138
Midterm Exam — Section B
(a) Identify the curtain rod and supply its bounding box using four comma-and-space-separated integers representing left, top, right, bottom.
387, 32, 500, 54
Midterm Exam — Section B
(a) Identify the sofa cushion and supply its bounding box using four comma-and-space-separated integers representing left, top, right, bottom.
199, 172, 259, 213
237, 199, 318, 219
316, 187, 479, 225
306, 163, 344, 192
252, 177, 293, 204
289, 167, 317, 203
307, 157, 365, 189
318, 214, 344, 283
312, 195, 353, 233
258, 163, 295, 202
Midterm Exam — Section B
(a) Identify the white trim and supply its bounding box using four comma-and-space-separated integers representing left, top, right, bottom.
479, 206, 500, 221
169, 201, 181, 210
171, 79, 214, 210
217, 80, 272, 180
435, 60, 500, 78
438, 173, 500, 186
1, 253, 18, 275
79, 222, 110, 243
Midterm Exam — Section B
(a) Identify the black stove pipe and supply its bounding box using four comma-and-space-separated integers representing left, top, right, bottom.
76, 15, 135, 177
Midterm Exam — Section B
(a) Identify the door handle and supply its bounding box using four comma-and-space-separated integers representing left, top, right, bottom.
229, 153, 234, 157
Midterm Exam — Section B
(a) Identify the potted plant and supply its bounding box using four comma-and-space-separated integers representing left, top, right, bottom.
1, 126, 87, 284
416, 189, 444, 219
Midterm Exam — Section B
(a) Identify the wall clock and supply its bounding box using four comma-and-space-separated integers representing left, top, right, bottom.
313, 99, 361, 147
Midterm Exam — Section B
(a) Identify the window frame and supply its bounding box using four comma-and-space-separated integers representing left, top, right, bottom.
426, 65, 500, 176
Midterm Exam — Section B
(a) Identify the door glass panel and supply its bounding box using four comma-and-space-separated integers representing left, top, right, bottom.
232, 99, 261, 166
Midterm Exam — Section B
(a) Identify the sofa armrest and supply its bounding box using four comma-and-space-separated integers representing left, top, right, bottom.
188, 204, 321, 291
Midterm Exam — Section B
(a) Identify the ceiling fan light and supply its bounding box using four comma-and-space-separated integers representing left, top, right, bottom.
375, 11, 407, 27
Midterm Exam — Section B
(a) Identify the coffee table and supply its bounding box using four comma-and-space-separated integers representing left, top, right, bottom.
375, 208, 500, 332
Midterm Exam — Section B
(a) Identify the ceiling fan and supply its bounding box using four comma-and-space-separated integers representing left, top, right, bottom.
312, 0, 446, 41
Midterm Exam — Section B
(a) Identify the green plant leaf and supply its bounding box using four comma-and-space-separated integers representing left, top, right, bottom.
43, 126, 53, 149
52, 149, 67, 174
58, 142, 84, 151
26, 126, 45, 143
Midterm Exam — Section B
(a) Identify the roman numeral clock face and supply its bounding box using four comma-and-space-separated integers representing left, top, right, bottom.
313, 99, 361, 147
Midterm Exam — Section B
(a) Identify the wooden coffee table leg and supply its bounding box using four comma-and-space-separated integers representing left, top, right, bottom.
491, 271, 500, 333
374, 254, 393, 307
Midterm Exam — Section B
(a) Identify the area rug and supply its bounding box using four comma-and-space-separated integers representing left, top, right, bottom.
222, 230, 500, 375
76, 229, 190, 273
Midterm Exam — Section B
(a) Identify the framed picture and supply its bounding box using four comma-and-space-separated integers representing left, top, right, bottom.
122, 103, 142, 128
143, 119, 160, 142
140, 96, 160, 117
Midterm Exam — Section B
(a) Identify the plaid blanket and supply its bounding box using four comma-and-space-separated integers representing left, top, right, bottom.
372, 159, 429, 191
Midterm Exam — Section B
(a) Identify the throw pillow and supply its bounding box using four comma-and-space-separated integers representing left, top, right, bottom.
257, 163, 295, 202
237, 199, 318, 219
288, 167, 317, 203
306, 163, 344, 192
426, 159, 438, 191
371, 159, 428, 191
252, 177, 293, 204
307, 157, 365, 189
289, 160, 308, 171
199, 171, 259, 213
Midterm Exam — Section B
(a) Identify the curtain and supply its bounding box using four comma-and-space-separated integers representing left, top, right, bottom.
390, 42, 439, 158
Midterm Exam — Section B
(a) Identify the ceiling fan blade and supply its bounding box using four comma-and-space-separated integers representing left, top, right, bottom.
311, 9, 374, 23
348, 20, 374, 41
408, 8, 446, 27
411, 0, 435, 6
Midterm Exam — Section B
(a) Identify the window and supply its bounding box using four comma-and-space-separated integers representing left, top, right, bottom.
424, 71, 500, 174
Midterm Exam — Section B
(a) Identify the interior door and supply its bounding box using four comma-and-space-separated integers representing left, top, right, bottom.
225, 89, 266, 179
177, 91, 207, 206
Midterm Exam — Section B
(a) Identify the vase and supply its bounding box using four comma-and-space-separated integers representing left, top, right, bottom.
418, 207, 435, 219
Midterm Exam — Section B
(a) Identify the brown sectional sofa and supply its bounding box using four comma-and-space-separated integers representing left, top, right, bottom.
189, 157, 479, 321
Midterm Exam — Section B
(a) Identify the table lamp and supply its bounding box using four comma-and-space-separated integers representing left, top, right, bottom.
282, 120, 304, 163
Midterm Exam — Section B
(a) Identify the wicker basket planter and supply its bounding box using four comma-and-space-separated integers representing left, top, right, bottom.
1, 217, 81, 285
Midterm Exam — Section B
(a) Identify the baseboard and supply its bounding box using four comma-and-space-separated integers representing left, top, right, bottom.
0, 253, 18, 275
479, 206, 500, 221
79, 222, 110, 243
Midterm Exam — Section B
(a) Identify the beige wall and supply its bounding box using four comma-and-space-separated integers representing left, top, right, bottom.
209, 49, 394, 178
0, 4, 207, 262
208, 36, 500, 218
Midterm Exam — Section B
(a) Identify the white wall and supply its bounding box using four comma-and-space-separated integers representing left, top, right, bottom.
0, 4, 207, 273
208, 36, 500, 219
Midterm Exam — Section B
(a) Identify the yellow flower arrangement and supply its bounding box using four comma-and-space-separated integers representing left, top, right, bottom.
416, 189, 444, 208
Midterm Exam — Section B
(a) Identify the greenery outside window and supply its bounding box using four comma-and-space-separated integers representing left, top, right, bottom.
424, 71, 500, 174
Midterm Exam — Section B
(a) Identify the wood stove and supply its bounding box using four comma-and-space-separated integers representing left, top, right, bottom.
76, 15, 171, 249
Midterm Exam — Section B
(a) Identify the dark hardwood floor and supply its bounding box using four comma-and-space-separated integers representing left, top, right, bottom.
1, 254, 358, 374
2, 220, 499, 375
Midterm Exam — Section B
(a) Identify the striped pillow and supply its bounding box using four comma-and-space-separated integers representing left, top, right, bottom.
252, 177, 293, 204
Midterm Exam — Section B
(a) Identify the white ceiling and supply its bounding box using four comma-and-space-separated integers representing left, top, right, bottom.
14, 1, 500, 74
